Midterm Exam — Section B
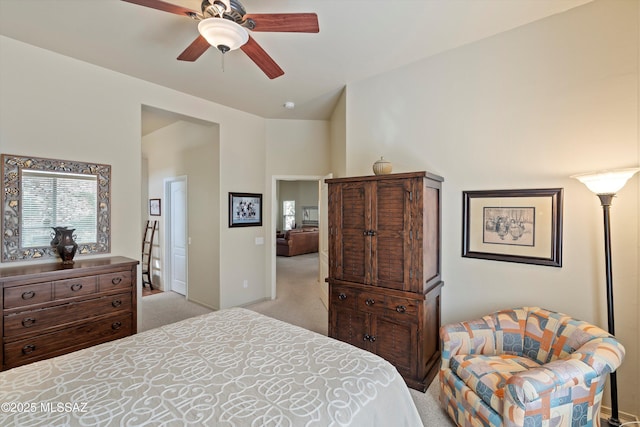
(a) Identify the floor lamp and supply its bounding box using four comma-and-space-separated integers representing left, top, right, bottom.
572, 167, 639, 427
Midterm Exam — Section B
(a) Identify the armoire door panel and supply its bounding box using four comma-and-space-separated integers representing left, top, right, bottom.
341, 229, 367, 282
338, 182, 369, 283
372, 315, 417, 377
331, 308, 370, 351
373, 238, 405, 287
371, 178, 412, 290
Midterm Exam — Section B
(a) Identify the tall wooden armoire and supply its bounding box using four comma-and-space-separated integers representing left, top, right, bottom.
326, 171, 443, 391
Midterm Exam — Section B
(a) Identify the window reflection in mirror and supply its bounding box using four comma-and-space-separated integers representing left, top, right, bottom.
21, 170, 98, 247
1, 154, 110, 262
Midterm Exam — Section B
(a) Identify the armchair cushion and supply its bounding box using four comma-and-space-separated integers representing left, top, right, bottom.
440, 307, 625, 427
451, 354, 541, 414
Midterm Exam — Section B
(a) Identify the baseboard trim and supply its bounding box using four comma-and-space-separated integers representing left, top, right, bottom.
184, 296, 218, 311
600, 406, 639, 426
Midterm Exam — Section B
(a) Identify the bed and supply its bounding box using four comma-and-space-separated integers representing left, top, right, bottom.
0, 307, 422, 426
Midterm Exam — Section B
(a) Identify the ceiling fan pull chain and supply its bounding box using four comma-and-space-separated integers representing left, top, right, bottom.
221, 53, 225, 73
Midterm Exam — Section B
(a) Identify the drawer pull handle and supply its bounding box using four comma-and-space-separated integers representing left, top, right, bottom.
22, 344, 36, 355
363, 334, 376, 343
22, 318, 36, 327
396, 305, 407, 313
112, 299, 122, 308
112, 321, 122, 330
365, 298, 375, 306
111, 277, 122, 285
338, 293, 347, 301
21, 291, 35, 300
70, 283, 83, 292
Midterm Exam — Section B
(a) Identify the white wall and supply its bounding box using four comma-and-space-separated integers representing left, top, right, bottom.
142, 119, 220, 309
330, 90, 347, 178
265, 119, 331, 299
345, 0, 639, 415
0, 35, 268, 316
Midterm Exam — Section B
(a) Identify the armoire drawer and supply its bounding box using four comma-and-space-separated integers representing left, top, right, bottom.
4, 292, 132, 338
381, 295, 420, 318
330, 285, 357, 310
356, 291, 387, 316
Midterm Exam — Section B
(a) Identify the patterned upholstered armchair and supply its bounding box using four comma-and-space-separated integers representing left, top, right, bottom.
440, 307, 625, 427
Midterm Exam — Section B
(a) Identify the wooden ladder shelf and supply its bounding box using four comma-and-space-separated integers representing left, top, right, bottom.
142, 220, 158, 290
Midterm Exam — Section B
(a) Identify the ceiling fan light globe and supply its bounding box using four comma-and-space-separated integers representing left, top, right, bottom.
198, 18, 248, 52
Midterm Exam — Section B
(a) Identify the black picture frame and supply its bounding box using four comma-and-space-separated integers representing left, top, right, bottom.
462, 188, 563, 267
229, 192, 262, 227
149, 198, 161, 216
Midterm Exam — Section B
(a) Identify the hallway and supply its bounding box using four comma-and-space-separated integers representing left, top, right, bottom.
248, 252, 327, 335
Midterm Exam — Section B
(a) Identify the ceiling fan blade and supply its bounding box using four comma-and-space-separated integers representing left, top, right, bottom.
121, 0, 198, 18
244, 13, 319, 33
241, 36, 284, 79
177, 35, 211, 61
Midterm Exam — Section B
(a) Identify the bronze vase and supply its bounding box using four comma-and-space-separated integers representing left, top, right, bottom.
52, 227, 78, 265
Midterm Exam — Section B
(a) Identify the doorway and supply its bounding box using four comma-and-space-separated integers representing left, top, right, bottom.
271, 175, 329, 306
165, 176, 188, 296
140, 105, 220, 309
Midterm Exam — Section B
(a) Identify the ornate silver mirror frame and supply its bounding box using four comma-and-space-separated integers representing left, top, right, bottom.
1, 154, 111, 262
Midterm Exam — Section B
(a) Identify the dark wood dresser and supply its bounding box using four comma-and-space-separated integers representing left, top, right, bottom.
0, 256, 138, 371
326, 171, 443, 391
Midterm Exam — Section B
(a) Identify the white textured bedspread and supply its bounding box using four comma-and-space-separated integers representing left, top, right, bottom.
0, 307, 422, 426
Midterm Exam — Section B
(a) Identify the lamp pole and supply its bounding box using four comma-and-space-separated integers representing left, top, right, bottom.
597, 194, 620, 427
571, 167, 639, 427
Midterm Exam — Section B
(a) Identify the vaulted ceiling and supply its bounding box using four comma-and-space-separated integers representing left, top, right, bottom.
0, 0, 592, 122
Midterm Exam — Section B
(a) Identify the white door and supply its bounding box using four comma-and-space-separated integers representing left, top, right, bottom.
169, 178, 188, 296
318, 173, 332, 309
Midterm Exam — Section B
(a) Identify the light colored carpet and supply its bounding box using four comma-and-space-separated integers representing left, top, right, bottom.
246, 252, 328, 335
139, 252, 454, 427
139, 291, 213, 332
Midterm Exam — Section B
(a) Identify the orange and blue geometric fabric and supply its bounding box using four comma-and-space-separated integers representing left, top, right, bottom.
440, 307, 625, 427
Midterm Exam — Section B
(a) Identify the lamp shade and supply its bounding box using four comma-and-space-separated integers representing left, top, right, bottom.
198, 18, 248, 53
571, 167, 640, 195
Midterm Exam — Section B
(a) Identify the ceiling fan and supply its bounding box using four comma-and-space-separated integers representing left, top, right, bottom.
121, 0, 319, 79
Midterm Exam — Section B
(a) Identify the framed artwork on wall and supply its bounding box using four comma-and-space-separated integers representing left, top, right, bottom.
462, 188, 563, 267
149, 198, 161, 216
302, 206, 319, 226
229, 192, 262, 227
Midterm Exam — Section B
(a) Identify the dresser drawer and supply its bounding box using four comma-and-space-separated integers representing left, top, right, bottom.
54, 276, 98, 300
98, 271, 132, 292
330, 285, 357, 310
4, 292, 132, 338
3, 282, 53, 309
3, 313, 132, 369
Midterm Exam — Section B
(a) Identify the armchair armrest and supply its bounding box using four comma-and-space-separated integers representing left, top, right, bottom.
505, 336, 625, 407
440, 319, 498, 369
574, 335, 625, 374
505, 357, 598, 406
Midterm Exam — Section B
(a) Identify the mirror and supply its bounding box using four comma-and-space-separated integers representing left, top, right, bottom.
2, 154, 111, 262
